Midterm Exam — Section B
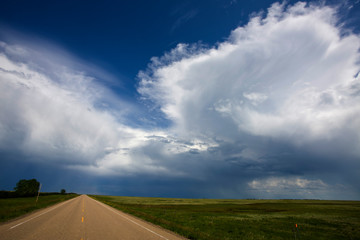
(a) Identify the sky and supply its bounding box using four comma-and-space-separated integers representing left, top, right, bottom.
0, 0, 360, 200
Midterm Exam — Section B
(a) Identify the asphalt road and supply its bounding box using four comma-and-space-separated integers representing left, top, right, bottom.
0, 195, 184, 240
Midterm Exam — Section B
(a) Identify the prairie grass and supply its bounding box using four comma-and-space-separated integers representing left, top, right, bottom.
0, 194, 78, 222
90, 195, 360, 240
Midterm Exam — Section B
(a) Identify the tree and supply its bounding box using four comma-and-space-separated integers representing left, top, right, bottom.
60, 189, 66, 194
14, 179, 40, 197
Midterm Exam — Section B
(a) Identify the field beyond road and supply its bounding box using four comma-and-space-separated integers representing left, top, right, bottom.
0, 194, 78, 222
90, 195, 360, 240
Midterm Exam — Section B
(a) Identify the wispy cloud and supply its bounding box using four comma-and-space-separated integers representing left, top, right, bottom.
0, 41, 127, 164
170, 9, 198, 33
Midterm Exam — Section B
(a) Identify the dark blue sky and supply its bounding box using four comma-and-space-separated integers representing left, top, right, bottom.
1, 0, 360, 199
1, 0, 301, 93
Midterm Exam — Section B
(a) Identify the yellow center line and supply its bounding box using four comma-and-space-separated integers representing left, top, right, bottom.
81, 197, 85, 240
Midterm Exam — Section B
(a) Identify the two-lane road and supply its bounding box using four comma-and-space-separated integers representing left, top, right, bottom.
0, 195, 184, 240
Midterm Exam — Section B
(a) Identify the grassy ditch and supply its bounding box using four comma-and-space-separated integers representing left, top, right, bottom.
0, 194, 78, 222
89, 195, 360, 240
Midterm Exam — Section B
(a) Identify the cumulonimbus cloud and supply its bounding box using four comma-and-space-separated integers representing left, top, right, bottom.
139, 2, 360, 146
137, 2, 360, 198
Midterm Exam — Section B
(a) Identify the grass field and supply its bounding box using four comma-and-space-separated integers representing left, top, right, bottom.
90, 195, 360, 240
0, 194, 78, 222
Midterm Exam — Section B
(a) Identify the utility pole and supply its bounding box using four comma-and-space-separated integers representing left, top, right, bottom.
35, 183, 42, 206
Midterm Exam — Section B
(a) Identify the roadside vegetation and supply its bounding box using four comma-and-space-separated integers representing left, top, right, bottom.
0, 193, 78, 222
0, 178, 78, 222
90, 195, 360, 240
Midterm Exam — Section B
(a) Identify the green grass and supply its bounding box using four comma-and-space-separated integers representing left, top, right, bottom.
89, 195, 360, 240
0, 194, 78, 222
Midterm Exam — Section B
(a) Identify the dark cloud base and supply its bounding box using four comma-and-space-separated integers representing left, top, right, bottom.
1, 147, 359, 200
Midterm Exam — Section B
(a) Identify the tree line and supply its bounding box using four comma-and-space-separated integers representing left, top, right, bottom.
0, 179, 68, 198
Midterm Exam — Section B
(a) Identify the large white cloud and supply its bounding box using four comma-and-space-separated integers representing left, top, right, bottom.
138, 2, 360, 162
